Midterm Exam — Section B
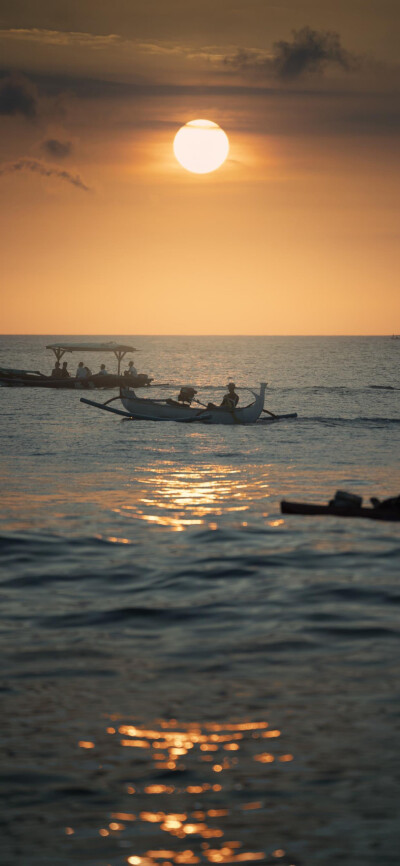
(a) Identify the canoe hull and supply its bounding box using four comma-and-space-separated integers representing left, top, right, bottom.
281, 501, 400, 522
120, 383, 267, 424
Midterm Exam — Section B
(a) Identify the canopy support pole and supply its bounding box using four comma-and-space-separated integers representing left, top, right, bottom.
51, 348, 66, 361
114, 350, 126, 375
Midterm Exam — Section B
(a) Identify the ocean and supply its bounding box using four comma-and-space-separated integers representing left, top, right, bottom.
0, 335, 399, 866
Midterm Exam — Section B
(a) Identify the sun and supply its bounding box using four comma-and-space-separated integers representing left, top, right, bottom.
173, 119, 229, 174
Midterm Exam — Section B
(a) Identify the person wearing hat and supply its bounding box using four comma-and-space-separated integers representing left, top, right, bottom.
221, 382, 239, 409
207, 382, 239, 411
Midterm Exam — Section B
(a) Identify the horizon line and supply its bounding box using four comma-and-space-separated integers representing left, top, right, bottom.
0, 333, 396, 338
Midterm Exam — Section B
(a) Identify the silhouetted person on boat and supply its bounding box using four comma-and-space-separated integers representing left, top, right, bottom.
51, 361, 61, 378
76, 362, 87, 379
96, 363, 109, 376
207, 383, 239, 411
125, 360, 138, 377
60, 361, 70, 378
84, 366, 92, 378
221, 383, 239, 408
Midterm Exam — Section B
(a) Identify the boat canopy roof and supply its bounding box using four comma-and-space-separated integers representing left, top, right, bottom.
46, 342, 137, 355
46, 341, 137, 372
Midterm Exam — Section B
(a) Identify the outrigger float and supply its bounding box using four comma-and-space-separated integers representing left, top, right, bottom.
81, 382, 297, 425
0, 342, 152, 389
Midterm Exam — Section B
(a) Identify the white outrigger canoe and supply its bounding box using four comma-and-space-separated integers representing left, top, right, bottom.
81, 383, 297, 425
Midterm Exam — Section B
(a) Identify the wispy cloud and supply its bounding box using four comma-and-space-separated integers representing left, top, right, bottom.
0, 158, 90, 191
0, 27, 227, 63
0, 28, 121, 49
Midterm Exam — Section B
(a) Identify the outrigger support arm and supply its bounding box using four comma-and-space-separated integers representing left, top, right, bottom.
80, 397, 133, 417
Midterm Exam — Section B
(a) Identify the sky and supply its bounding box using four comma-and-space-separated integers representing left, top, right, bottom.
1, 0, 399, 334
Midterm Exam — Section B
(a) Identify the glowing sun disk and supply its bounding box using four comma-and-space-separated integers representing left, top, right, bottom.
173, 119, 229, 174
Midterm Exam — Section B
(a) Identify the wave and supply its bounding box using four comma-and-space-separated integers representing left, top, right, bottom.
153, 383, 400, 394
292, 416, 400, 425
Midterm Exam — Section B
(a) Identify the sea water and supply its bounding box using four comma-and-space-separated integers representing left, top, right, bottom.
0, 335, 399, 866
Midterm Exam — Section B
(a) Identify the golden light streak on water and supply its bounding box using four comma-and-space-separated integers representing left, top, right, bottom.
0, 461, 278, 536
77, 716, 291, 864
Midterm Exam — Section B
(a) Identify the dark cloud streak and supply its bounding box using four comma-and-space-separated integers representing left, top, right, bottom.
41, 138, 72, 158
0, 158, 90, 191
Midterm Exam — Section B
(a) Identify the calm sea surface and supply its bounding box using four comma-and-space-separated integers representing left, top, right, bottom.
0, 335, 399, 866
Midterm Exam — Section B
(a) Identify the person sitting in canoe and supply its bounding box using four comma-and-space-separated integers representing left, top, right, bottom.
208, 383, 239, 411
60, 361, 70, 378
76, 361, 87, 379
125, 360, 138, 377
95, 363, 109, 376
221, 383, 239, 408
51, 361, 62, 378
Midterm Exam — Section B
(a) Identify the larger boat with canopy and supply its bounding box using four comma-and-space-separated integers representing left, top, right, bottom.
0, 342, 152, 389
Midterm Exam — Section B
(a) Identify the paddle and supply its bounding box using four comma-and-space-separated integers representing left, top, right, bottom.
262, 408, 278, 418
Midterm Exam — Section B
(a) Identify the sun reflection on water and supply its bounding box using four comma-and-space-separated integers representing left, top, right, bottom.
0, 462, 275, 535
114, 465, 271, 533
69, 716, 295, 865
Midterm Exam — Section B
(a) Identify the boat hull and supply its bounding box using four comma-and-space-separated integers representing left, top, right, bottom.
281, 501, 400, 522
0, 373, 152, 389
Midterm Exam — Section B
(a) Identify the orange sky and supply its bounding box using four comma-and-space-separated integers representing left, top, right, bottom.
1, 1, 399, 334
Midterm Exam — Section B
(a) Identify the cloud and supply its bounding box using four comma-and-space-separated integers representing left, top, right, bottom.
0, 158, 90, 191
273, 27, 354, 79
0, 28, 121, 49
0, 73, 38, 118
41, 138, 72, 158
225, 27, 356, 81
